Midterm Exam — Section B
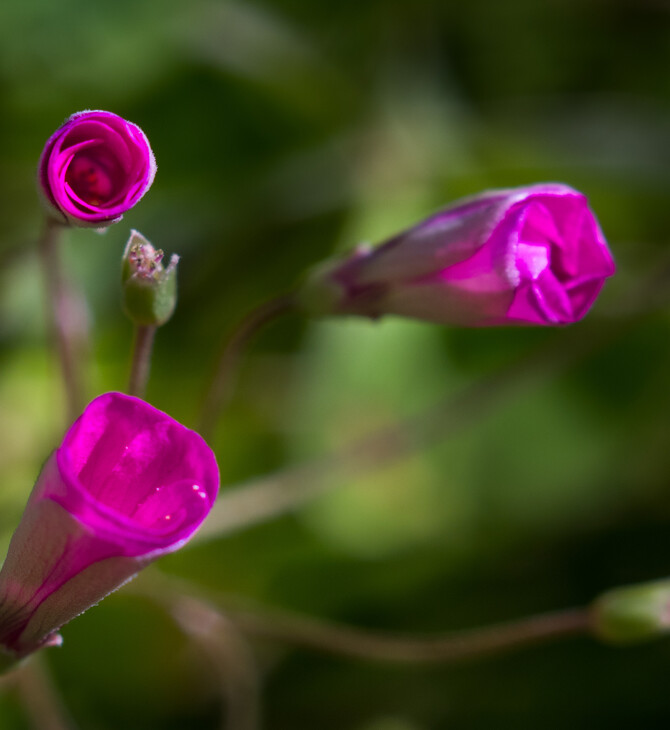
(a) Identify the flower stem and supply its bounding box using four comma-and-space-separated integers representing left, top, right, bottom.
39, 218, 88, 423
127, 325, 157, 398
223, 603, 591, 664
134, 571, 592, 666
171, 596, 260, 730
131, 572, 260, 729
193, 319, 625, 543
197, 294, 295, 440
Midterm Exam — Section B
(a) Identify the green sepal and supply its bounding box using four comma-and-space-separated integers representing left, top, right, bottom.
592, 579, 670, 644
121, 230, 179, 327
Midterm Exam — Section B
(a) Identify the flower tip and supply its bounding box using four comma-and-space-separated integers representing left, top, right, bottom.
165, 253, 180, 275
43, 632, 63, 649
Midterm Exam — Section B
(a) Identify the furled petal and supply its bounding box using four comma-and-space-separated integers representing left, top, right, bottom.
299, 183, 615, 326
38, 111, 156, 227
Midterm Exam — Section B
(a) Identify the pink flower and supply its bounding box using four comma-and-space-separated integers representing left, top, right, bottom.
0, 393, 218, 659
299, 184, 615, 326
38, 110, 157, 227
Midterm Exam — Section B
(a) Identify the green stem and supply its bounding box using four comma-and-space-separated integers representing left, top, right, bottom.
197, 294, 295, 440
127, 325, 157, 398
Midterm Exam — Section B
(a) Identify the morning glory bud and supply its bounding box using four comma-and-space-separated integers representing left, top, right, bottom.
38, 110, 156, 227
298, 184, 615, 327
122, 230, 179, 327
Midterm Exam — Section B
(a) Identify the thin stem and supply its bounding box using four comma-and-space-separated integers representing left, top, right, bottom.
39, 218, 88, 423
226, 603, 591, 664
134, 572, 592, 666
127, 325, 157, 398
194, 318, 625, 543
171, 596, 260, 730
15, 654, 77, 730
197, 294, 296, 440
129, 573, 260, 729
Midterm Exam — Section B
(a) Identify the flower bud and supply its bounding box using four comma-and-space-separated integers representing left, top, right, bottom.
38, 110, 156, 227
0, 392, 219, 661
591, 580, 670, 644
298, 184, 615, 326
122, 230, 179, 327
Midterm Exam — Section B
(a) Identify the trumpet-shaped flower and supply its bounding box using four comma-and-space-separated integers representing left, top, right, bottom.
0, 392, 218, 659
299, 184, 615, 326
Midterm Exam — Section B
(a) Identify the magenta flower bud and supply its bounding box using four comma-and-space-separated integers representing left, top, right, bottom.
38, 110, 157, 227
0, 393, 218, 660
298, 184, 615, 326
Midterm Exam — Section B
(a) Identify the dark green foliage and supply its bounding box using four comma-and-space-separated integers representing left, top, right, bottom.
0, 0, 669, 727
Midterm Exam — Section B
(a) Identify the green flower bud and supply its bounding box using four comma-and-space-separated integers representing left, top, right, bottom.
591, 579, 670, 644
121, 230, 179, 327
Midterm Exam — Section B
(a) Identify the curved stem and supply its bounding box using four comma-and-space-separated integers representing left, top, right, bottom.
171, 596, 260, 730
127, 325, 157, 398
39, 218, 88, 423
197, 294, 296, 440
133, 572, 592, 666
194, 318, 624, 543
226, 603, 591, 664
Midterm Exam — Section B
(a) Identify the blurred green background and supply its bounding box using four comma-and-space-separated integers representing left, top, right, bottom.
1, 0, 670, 727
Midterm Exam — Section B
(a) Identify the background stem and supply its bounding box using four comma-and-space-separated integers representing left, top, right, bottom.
171, 596, 261, 730
194, 317, 626, 543
226, 604, 591, 664
198, 294, 295, 440
135, 572, 592, 666
15, 655, 77, 730
39, 218, 88, 423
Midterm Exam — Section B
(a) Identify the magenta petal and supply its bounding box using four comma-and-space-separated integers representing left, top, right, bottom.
53, 392, 218, 554
520, 201, 563, 248
37, 110, 156, 227
0, 393, 218, 657
531, 270, 574, 323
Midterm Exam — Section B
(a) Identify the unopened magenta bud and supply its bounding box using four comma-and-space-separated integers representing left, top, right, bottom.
0, 392, 219, 661
38, 110, 156, 227
122, 230, 179, 327
298, 184, 615, 327
592, 580, 670, 644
